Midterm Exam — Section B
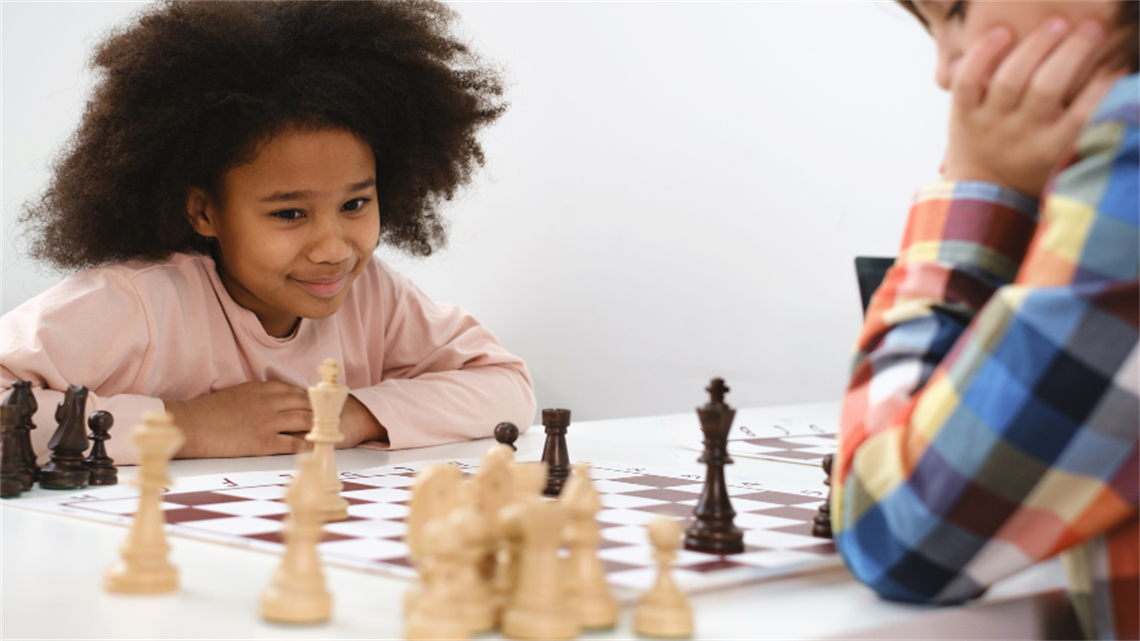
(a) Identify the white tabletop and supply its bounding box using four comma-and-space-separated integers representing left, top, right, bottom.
1, 402, 1076, 639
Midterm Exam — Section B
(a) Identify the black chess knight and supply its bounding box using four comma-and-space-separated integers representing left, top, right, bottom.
684, 378, 744, 555
39, 386, 91, 490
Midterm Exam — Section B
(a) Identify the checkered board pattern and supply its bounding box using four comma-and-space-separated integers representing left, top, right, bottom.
729, 432, 836, 466
8, 459, 840, 594
663, 406, 838, 467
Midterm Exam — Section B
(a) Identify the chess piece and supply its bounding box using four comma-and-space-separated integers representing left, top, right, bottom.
85, 410, 118, 486
500, 500, 579, 640
683, 378, 744, 555
540, 408, 571, 496
469, 443, 514, 586
105, 411, 185, 593
39, 386, 91, 490
306, 358, 350, 522
812, 454, 833, 539
3, 380, 39, 490
493, 461, 547, 608
634, 517, 694, 638
405, 511, 479, 640
494, 422, 519, 451
261, 454, 332, 624
562, 463, 617, 630
1, 406, 25, 497
404, 463, 464, 615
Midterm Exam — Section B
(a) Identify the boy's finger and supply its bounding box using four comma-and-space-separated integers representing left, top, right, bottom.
1025, 20, 1107, 119
953, 27, 1014, 113
986, 17, 1070, 112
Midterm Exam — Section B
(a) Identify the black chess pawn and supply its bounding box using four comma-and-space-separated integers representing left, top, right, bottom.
540, 409, 571, 496
39, 386, 91, 490
684, 378, 744, 555
1, 406, 25, 498
494, 422, 519, 451
84, 410, 118, 486
3, 381, 39, 491
812, 454, 833, 539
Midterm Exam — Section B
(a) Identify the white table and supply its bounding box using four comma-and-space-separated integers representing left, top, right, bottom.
1, 403, 1077, 639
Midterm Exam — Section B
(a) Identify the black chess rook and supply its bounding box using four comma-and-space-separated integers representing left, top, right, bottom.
39, 386, 91, 490
540, 408, 571, 496
3, 380, 40, 491
684, 378, 744, 555
85, 410, 118, 486
494, 422, 519, 451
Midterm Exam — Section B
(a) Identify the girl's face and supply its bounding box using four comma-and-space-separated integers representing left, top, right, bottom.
188, 128, 380, 337
912, 1, 1120, 90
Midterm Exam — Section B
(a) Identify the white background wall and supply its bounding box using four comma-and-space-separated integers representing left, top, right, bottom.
1, 1, 948, 424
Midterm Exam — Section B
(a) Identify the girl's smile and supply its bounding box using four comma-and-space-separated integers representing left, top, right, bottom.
186, 128, 381, 337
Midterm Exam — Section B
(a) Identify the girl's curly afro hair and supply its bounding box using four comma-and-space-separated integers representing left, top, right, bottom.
20, 0, 507, 270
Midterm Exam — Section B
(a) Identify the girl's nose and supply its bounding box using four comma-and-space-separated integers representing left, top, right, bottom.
309, 219, 353, 264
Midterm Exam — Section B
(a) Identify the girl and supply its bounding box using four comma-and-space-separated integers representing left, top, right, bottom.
1, 1, 536, 463
833, 2, 1137, 639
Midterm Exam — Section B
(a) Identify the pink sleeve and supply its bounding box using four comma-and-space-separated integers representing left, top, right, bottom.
348, 266, 536, 450
1, 268, 165, 466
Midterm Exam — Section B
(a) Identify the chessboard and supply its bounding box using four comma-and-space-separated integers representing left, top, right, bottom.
8, 458, 840, 595
664, 403, 839, 467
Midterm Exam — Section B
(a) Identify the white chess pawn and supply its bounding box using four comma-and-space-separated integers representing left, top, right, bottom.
104, 411, 185, 594
634, 517, 693, 638
562, 463, 617, 629
306, 358, 350, 522
500, 500, 579, 640
260, 454, 332, 624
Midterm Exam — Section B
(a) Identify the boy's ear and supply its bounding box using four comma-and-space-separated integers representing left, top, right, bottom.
185, 187, 219, 238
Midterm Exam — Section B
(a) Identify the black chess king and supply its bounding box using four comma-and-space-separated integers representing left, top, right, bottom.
684, 378, 744, 555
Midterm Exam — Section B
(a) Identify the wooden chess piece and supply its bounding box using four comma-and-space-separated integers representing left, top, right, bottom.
469, 444, 514, 586
85, 410, 118, 486
494, 422, 519, 451
261, 454, 332, 624
562, 463, 617, 630
1, 406, 25, 498
39, 386, 91, 490
105, 411, 185, 593
540, 408, 571, 496
634, 517, 694, 638
812, 454, 833, 539
404, 463, 464, 616
306, 358, 350, 522
500, 500, 579, 640
405, 512, 476, 640
4, 380, 39, 490
683, 378, 744, 555
493, 461, 547, 609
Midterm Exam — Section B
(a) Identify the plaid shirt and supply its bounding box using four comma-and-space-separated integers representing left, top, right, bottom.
834, 74, 1138, 640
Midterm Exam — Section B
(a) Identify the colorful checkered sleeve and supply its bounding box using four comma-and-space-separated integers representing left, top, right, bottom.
833, 75, 1139, 640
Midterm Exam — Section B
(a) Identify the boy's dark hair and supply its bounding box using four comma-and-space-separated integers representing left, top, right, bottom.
896, 1, 1139, 74
20, 0, 506, 270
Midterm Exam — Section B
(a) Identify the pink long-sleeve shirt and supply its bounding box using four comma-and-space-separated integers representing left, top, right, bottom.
0, 252, 536, 465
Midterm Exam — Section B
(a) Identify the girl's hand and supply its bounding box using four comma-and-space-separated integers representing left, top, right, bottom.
165, 381, 314, 458
943, 17, 1124, 196
337, 395, 388, 448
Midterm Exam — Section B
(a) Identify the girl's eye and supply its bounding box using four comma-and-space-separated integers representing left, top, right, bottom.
271, 209, 305, 221
342, 197, 371, 212
945, 1, 966, 20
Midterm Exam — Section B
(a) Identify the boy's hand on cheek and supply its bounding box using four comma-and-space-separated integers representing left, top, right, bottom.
165, 381, 314, 458
943, 18, 1123, 196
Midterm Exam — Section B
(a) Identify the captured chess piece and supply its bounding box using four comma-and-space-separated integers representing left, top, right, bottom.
1, 406, 25, 498
540, 408, 571, 496
39, 386, 91, 490
683, 378, 744, 555
105, 411, 185, 593
306, 358, 350, 522
634, 516, 694, 639
4, 380, 39, 490
261, 454, 332, 624
494, 422, 519, 451
85, 411, 118, 486
812, 454, 833, 539
562, 464, 617, 630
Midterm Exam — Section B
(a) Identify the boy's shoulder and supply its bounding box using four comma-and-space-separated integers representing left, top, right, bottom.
1090, 73, 1139, 127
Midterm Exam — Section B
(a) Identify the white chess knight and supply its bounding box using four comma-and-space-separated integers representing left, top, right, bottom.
634, 516, 694, 638
105, 411, 185, 594
260, 454, 332, 624
307, 358, 350, 522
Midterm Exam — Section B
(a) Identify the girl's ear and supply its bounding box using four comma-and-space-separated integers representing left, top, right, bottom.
185, 188, 219, 238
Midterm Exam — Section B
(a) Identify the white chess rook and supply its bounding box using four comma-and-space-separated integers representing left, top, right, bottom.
104, 411, 185, 594
501, 500, 579, 640
306, 358, 350, 522
261, 454, 332, 623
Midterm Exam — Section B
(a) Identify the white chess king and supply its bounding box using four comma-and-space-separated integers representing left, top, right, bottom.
307, 358, 350, 522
